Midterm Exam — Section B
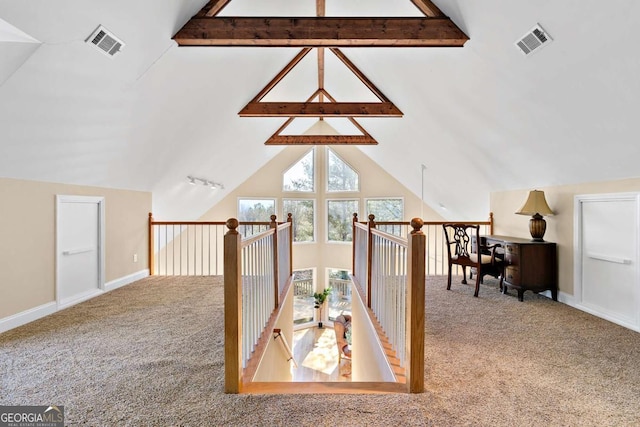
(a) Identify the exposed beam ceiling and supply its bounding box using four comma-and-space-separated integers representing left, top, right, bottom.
263, 90, 380, 146
409, 0, 445, 17
265, 135, 378, 145
176, 0, 461, 145
198, 0, 231, 18
173, 17, 468, 47
239, 47, 403, 119
239, 102, 402, 117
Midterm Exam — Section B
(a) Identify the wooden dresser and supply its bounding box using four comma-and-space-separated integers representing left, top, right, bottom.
484, 235, 558, 302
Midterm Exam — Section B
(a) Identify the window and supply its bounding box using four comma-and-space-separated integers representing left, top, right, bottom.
238, 198, 276, 236
327, 148, 359, 192
283, 149, 314, 192
367, 198, 404, 236
283, 199, 315, 243
238, 198, 276, 221
327, 269, 351, 321
327, 199, 359, 242
292, 269, 315, 325
366, 198, 404, 221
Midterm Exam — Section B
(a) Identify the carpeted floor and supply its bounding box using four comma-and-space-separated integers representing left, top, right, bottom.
1, 275, 639, 426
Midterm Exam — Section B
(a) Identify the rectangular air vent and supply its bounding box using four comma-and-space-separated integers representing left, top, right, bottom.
515, 24, 552, 56
85, 25, 124, 58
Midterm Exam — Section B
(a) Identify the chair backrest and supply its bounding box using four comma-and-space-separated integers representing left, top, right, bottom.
442, 224, 480, 261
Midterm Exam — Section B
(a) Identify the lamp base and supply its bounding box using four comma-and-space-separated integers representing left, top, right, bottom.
529, 213, 546, 241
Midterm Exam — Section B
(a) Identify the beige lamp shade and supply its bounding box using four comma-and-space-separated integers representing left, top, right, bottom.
516, 190, 554, 241
515, 190, 554, 216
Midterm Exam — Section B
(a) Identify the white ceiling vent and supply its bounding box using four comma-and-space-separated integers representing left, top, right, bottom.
515, 24, 552, 56
85, 25, 124, 58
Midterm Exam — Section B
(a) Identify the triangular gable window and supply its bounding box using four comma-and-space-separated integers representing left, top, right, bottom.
283, 149, 314, 192
327, 148, 359, 192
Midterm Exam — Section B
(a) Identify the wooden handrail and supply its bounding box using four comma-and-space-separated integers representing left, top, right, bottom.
273, 328, 298, 368
147, 211, 290, 276
370, 228, 407, 247
241, 227, 275, 248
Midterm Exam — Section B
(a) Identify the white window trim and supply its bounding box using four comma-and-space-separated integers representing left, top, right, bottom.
326, 198, 360, 244
282, 148, 316, 194
326, 147, 360, 193
237, 197, 278, 221
283, 198, 317, 244
293, 267, 317, 330
365, 197, 405, 221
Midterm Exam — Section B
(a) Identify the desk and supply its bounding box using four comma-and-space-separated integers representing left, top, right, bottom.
483, 235, 558, 302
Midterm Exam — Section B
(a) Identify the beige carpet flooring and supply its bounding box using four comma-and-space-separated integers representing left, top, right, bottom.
1, 275, 639, 426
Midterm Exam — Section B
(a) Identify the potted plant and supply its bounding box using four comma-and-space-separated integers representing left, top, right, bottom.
313, 287, 331, 328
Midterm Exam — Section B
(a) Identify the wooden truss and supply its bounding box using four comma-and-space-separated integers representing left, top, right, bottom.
174, 0, 468, 47
174, 0, 468, 145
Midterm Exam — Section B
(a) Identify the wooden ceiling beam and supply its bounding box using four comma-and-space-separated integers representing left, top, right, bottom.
265, 135, 378, 145
329, 48, 390, 102
196, 0, 232, 18
247, 48, 312, 103
173, 17, 469, 47
239, 102, 403, 117
410, 0, 445, 17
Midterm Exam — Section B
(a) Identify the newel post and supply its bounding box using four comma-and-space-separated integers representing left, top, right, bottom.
148, 212, 154, 276
367, 214, 376, 308
224, 218, 242, 393
270, 215, 279, 308
406, 218, 426, 393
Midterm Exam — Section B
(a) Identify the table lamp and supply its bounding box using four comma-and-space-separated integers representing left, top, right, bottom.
515, 190, 554, 241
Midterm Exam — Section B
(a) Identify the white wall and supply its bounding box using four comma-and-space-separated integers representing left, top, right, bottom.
252, 284, 295, 382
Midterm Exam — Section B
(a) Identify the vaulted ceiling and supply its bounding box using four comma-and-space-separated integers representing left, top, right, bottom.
1, 0, 639, 220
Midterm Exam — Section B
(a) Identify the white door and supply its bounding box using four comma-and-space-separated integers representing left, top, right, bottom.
576, 193, 639, 330
57, 196, 105, 308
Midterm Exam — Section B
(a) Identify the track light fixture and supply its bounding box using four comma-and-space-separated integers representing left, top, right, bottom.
186, 176, 224, 190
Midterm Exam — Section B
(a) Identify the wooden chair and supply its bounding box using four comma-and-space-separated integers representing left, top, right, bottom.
442, 224, 503, 297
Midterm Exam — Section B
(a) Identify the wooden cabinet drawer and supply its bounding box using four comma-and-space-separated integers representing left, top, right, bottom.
504, 243, 519, 266
505, 244, 519, 256
504, 266, 520, 285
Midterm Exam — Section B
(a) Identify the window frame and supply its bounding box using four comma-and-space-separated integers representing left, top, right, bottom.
237, 197, 278, 222
326, 267, 352, 323
365, 197, 405, 222
325, 147, 360, 193
292, 267, 316, 329
282, 148, 316, 194
326, 198, 360, 244
282, 198, 316, 244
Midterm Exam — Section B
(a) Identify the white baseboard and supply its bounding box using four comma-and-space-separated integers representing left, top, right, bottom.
58, 289, 104, 310
0, 269, 149, 335
104, 269, 149, 292
572, 302, 639, 333
556, 290, 577, 306
547, 290, 639, 332
537, 289, 576, 306
0, 302, 57, 334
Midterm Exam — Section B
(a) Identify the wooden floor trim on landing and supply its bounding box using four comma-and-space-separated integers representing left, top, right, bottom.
239, 381, 408, 394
